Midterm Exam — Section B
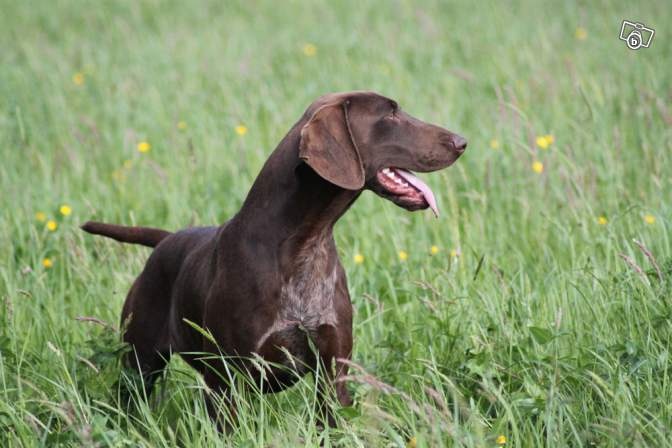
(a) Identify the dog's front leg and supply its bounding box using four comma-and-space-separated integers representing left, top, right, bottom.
203, 368, 236, 432
315, 324, 353, 428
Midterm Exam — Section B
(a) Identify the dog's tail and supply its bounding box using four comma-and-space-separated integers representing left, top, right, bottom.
81, 221, 172, 248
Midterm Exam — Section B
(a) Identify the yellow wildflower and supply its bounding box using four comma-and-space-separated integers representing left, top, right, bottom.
398, 250, 408, 261
536, 136, 550, 150
354, 253, 364, 264
496, 434, 507, 445
643, 214, 656, 225
137, 141, 151, 153
35, 211, 47, 222
235, 125, 248, 136
59, 205, 72, 216
42, 258, 53, 268
532, 161, 544, 174
489, 139, 500, 150
406, 436, 417, 448
544, 134, 555, 144
450, 248, 460, 258
46, 220, 58, 231
575, 27, 588, 40
430, 245, 440, 255
302, 43, 317, 57
177, 121, 187, 131
72, 72, 85, 86
597, 216, 608, 225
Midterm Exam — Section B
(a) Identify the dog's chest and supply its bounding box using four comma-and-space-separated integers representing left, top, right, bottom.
255, 237, 339, 354
278, 262, 338, 329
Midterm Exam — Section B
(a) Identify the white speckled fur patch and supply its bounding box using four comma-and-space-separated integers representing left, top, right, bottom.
256, 234, 338, 352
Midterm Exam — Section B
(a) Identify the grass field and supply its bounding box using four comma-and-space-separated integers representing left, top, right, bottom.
1, 0, 671, 446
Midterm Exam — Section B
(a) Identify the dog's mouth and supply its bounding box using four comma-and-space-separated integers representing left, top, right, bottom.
374, 167, 439, 217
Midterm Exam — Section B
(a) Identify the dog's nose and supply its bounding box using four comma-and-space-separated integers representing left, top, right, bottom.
452, 135, 467, 153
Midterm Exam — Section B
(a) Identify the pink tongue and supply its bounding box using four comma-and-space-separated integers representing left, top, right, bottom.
394, 169, 439, 217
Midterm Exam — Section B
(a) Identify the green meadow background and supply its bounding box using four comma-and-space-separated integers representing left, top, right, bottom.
1, 0, 671, 446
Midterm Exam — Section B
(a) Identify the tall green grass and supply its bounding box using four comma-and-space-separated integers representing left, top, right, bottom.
1, 0, 670, 446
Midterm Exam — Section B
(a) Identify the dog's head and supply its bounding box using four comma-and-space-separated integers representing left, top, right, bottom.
298, 91, 466, 216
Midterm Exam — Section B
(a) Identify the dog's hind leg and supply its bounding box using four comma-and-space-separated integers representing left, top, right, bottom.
120, 277, 174, 400
124, 345, 171, 397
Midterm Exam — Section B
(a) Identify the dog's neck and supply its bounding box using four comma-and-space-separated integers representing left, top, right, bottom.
232, 125, 360, 256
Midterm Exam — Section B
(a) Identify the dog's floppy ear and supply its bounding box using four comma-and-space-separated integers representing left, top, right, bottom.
299, 101, 365, 190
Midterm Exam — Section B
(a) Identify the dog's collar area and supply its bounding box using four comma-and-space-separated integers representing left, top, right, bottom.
377, 167, 438, 217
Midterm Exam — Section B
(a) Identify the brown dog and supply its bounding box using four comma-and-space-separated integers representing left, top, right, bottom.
82, 91, 466, 426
